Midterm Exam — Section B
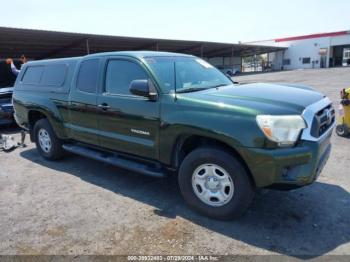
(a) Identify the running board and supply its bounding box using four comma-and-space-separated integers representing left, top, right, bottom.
62, 144, 166, 178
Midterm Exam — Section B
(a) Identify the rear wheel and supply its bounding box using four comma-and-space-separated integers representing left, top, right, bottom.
178, 147, 255, 220
34, 118, 64, 160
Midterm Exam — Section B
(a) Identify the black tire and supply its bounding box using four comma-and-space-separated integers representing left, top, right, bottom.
178, 147, 255, 220
336, 124, 349, 137
33, 118, 64, 160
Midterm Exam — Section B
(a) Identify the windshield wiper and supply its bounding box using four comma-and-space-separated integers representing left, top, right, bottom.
176, 87, 209, 93
176, 84, 230, 94
208, 83, 230, 89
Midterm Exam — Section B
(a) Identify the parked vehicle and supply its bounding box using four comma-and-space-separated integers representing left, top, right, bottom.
0, 59, 20, 126
0, 87, 14, 126
13, 51, 335, 219
216, 65, 240, 76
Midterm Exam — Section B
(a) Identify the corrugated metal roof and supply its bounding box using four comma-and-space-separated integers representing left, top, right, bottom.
0, 27, 285, 59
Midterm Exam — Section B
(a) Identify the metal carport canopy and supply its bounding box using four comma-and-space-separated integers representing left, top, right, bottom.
0, 26, 286, 59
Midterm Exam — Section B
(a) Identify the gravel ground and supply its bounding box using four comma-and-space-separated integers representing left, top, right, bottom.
0, 68, 349, 258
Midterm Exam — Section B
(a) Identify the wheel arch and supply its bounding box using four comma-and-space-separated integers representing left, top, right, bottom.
27, 109, 66, 142
172, 134, 256, 187
28, 110, 50, 142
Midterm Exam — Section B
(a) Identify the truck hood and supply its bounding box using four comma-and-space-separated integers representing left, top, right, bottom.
179, 83, 325, 115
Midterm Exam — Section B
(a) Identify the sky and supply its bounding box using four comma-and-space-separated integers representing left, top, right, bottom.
0, 0, 349, 43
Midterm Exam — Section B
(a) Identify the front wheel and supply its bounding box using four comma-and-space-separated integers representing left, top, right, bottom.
178, 147, 255, 220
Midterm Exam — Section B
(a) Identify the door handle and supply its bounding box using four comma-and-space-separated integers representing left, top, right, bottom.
98, 103, 110, 110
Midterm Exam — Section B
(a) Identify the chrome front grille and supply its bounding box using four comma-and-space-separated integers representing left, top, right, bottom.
301, 97, 335, 142
311, 104, 336, 137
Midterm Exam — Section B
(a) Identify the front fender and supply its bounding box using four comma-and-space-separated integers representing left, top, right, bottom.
159, 95, 266, 165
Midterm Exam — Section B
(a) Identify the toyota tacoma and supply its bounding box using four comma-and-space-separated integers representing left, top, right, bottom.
12, 51, 335, 219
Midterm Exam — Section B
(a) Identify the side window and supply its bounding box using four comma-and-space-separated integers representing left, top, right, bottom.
41, 64, 67, 86
105, 60, 148, 95
283, 59, 291, 65
77, 59, 99, 93
302, 57, 311, 64
22, 66, 44, 84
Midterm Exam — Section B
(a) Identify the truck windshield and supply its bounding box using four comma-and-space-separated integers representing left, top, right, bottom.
144, 56, 232, 93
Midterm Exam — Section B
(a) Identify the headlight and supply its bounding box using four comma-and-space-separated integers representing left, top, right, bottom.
256, 115, 306, 147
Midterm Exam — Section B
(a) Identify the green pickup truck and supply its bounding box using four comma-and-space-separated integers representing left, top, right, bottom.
13, 51, 335, 219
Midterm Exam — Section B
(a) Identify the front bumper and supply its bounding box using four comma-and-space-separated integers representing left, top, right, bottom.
238, 97, 334, 189
238, 132, 332, 188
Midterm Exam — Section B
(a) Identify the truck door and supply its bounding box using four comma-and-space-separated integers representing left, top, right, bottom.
67, 58, 101, 146
96, 57, 160, 160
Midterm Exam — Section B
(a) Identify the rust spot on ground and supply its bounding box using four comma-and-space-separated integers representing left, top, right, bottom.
45, 225, 67, 237
100, 219, 195, 254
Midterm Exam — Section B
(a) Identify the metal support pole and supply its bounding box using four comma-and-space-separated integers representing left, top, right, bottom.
231, 46, 234, 67
254, 54, 257, 72
240, 57, 243, 73
155, 42, 159, 51
86, 39, 90, 54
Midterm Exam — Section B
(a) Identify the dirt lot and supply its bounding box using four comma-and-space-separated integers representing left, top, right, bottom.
1, 68, 349, 258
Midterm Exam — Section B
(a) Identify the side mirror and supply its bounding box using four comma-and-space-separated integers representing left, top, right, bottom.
129, 79, 158, 101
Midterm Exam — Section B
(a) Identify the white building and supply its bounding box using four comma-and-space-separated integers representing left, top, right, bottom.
247, 30, 350, 71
